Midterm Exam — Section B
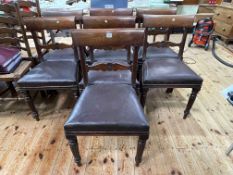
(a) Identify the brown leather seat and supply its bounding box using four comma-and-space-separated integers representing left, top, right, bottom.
43, 48, 75, 62
17, 61, 77, 88
142, 58, 203, 85
138, 46, 179, 60
64, 84, 149, 133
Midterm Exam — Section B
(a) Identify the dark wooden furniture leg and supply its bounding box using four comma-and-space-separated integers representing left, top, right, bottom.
183, 88, 200, 119
40, 91, 47, 98
135, 135, 149, 166
21, 90, 39, 121
73, 88, 80, 99
140, 88, 148, 107
166, 88, 174, 94
7, 82, 17, 97
67, 136, 82, 166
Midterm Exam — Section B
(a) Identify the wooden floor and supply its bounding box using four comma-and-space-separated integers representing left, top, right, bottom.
0, 35, 233, 175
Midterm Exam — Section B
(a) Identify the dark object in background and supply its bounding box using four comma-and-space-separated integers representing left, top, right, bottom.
227, 91, 233, 105
90, 0, 128, 8
66, 0, 86, 5
188, 18, 214, 51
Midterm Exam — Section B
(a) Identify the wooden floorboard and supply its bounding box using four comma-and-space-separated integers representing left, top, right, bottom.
0, 35, 233, 174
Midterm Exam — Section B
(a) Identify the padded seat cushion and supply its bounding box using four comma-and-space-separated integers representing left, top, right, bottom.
0, 46, 21, 74
80, 70, 133, 85
138, 46, 179, 60
64, 84, 149, 133
43, 48, 75, 61
17, 61, 77, 88
90, 49, 128, 62
142, 58, 203, 84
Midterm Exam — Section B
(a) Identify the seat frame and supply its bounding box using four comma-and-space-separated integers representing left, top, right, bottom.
140, 15, 203, 119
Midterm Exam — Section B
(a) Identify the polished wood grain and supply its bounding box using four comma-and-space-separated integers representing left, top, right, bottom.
72, 29, 145, 48
42, 10, 83, 22
24, 16, 76, 31
82, 16, 136, 29
143, 15, 195, 28
136, 8, 177, 23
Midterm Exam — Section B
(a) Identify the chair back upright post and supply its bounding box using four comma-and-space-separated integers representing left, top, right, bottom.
142, 15, 194, 61
0, 3, 31, 59
24, 16, 77, 62
82, 16, 136, 62
90, 8, 133, 16
72, 29, 144, 87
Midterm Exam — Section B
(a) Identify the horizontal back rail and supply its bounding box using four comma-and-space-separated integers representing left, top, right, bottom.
136, 8, 176, 22
72, 29, 144, 48
82, 16, 136, 29
42, 10, 83, 21
143, 15, 194, 28
0, 16, 18, 25
24, 16, 76, 31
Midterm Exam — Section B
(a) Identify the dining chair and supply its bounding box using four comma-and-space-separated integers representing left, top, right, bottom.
140, 15, 203, 119
64, 28, 149, 167
17, 17, 79, 120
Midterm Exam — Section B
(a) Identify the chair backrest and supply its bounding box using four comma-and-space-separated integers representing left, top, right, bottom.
142, 15, 194, 61
24, 16, 77, 61
136, 8, 177, 25
90, 8, 133, 16
41, 9, 83, 27
82, 16, 136, 62
72, 29, 144, 86
0, 3, 32, 59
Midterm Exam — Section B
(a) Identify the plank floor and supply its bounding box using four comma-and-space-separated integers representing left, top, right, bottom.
0, 35, 233, 175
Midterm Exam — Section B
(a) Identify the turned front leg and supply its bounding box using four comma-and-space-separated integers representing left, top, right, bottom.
140, 88, 148, 107
67, 136, 82, 166
135, 135, 149, 166
166, 88, 174, 94
21, 90, 39, 121
184, 88, 200, 119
